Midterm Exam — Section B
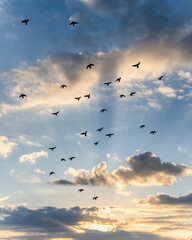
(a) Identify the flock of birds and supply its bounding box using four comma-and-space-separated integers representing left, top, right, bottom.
19, 18, 163, 201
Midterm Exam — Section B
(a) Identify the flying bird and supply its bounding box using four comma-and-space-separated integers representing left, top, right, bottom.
150, 131, 156, 135
19, 93, 27, 98
69, 21, 78, 26
104, 82, 112, 86
49, 171, 55, 176
97, 127, 104, 132
21, 19, 29, 25
84, 93, 90, 99
52, 111, 60, 116
130, 92, 136, 96
69, 157, 76, 161
115, 77, 121, 82
61, 158, 66, 161
105, 133, 114, 137
78, 189, 84, 192
60, 84, 67, 88
132, 62, 140, 68
100, 109, 107, 113
158, 75, 164, 80
80, 131, 87, 137
93, 196, 98, 200
94, 141, 100, 146
139, 125, 145, 129
120, 94, 126, 98
75, 97, 81, 101
49, 147, 56, 151
86, 63, 94, 69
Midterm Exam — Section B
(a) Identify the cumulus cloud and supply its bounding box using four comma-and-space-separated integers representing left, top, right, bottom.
18, 135, 42, 147
19, 150, 48, 165
0, 136, 17, 158
49, 152, 191, 187
139, 192, 192, 206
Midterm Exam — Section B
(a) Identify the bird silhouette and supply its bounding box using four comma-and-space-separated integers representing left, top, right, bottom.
52, 111, 60, 116
78, 189, 84, 192
49, 147, 56, 151
93, 196, 98, 200
158, 75, 164, 80
94, 141, 100, 146
100, 109, 107, 113
69, 21, 78, 26
69, 157, 76, 161
61, 158, 66, 161
139, 125, 145, 128
84, 93, 90, 99
150, 131, 156, 135
130, 92, 136, 96
97, 127, 104, 132
132, 62, 140, 68
19, 94, 27, 98
105, 133, 114, 137
104, 82, 112, 86
120, 94, 126, 98
116, 77, 121, 82
75, 97, 81, 101
49, 171, 55, 176
60, 84, 67, 88
81, 131, 87, 137
86, 63, 94, 69
21, 19, 29, 25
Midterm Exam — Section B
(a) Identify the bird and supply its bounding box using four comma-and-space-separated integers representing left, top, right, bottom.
84, 93, 90, 99
19, 93, 27, 98
120, 94, 126, 98
130, 92, 136, 96
115, 77, 121, 82
97, 127, 104, 132
105, 133, 114, 137
21, 19, 29, 25
60, 84, 67, 88
150, 131, 156, 135
61, 158, 66, 161
75, 97, 81, 101
80, 131, 87, 137
52, 111, 60, 116
69, 21, 78, 26
78, 189, 84, 192
49, 171, 55, 176
69, 157, 76, 161
49, 147, 56, 151
94, 141, 100, 146
86, 63, 94, 69
104, 82, 112, 86
93, 196, 98, 200
158, 75, 164, 80
139, 125, 145, 129
132, 62, 140, 68
100, 109, 107, 113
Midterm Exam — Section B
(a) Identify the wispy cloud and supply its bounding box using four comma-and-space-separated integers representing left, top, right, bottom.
0, 136, 17, 158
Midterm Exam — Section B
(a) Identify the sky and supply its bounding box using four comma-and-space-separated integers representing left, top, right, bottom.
1, 0, 192, 239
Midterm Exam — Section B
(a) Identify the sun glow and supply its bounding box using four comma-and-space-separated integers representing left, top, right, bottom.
81, 221, 115, 232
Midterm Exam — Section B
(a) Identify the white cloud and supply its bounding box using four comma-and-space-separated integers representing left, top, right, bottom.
18, 135, 42, 147
0, 136, 17, 158
19, 150, 48, 165
34, 168, 45, 175
157, 86, 177, 98
20, 176, 42, 183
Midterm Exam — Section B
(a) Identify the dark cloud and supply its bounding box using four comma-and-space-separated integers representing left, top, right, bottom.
49, 152, 190, 187
0, 205, 173, 240
139, 192, 192, 206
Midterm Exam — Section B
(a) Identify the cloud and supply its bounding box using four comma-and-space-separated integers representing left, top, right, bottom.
19, 150, 48, 165
157, 86, 177, 98
0, 205, 174, 240
0, 136, 17, 158
49, 152, 191, 187
139, 192, 192, 206
18, 135, 42, 147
